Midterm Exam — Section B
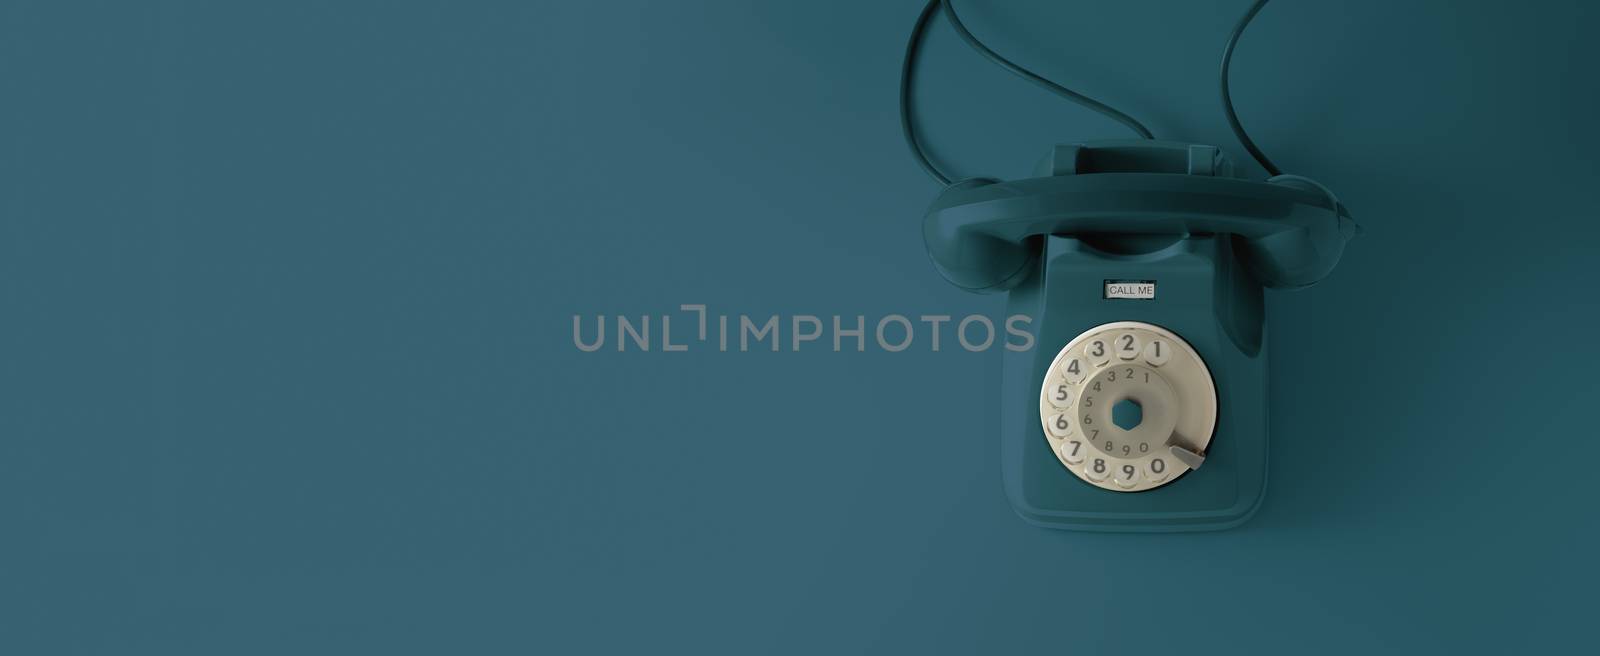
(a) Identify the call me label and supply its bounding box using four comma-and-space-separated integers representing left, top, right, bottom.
1104, 280, 1156, 299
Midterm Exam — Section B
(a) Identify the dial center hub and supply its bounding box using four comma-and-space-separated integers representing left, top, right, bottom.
1111, 398, 1143, 431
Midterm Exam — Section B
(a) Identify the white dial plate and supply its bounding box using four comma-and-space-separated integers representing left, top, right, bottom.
1037, 322, 1217, 493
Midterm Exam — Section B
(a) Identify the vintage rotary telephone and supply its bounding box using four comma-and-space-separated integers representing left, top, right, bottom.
903, 0, 1356, 531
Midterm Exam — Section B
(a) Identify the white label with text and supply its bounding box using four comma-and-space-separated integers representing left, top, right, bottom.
1104, 280, 1156, 300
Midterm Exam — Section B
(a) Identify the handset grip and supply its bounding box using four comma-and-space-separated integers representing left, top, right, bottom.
923, 172, 1357, 292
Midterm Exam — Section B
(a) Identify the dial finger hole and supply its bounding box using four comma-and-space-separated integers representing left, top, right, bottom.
1084, 457, 1111, 481
1143, 338, 1171, 367
1061, 356, 1088, 383
1114, 332, 1141, 360
1145, 457, 1170, 482
1060, 439, 1086, 464
1083, 338, 1111, 364
1045, 382, 1074, 409
1113, 462, 1141, 488
1045, 413, 1074, 437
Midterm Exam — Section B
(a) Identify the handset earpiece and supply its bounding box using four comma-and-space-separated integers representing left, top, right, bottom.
1234, 175, 1360, 289
921, 178, 1031, 293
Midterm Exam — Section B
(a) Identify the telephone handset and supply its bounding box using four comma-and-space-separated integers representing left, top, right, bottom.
923, 141, 1356, 530
924, 142, 1357, 294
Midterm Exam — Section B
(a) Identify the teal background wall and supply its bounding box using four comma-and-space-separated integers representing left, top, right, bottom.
3, 0, 1597, 653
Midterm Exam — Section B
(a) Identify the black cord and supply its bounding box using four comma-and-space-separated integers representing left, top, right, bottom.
901, 0, 1156, 186
900, 0, 950, 185
1220, 0, 1282, 176
939, 0, 1155, 141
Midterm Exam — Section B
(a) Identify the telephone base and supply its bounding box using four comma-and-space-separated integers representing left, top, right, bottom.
1000, 235, 1269, 532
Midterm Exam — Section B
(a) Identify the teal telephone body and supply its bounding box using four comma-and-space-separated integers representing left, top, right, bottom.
923, 141, 1356, 531
903, 0, 1356, 530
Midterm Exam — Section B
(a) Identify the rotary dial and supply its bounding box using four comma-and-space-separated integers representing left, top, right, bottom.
1038, 322, 1216, 492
